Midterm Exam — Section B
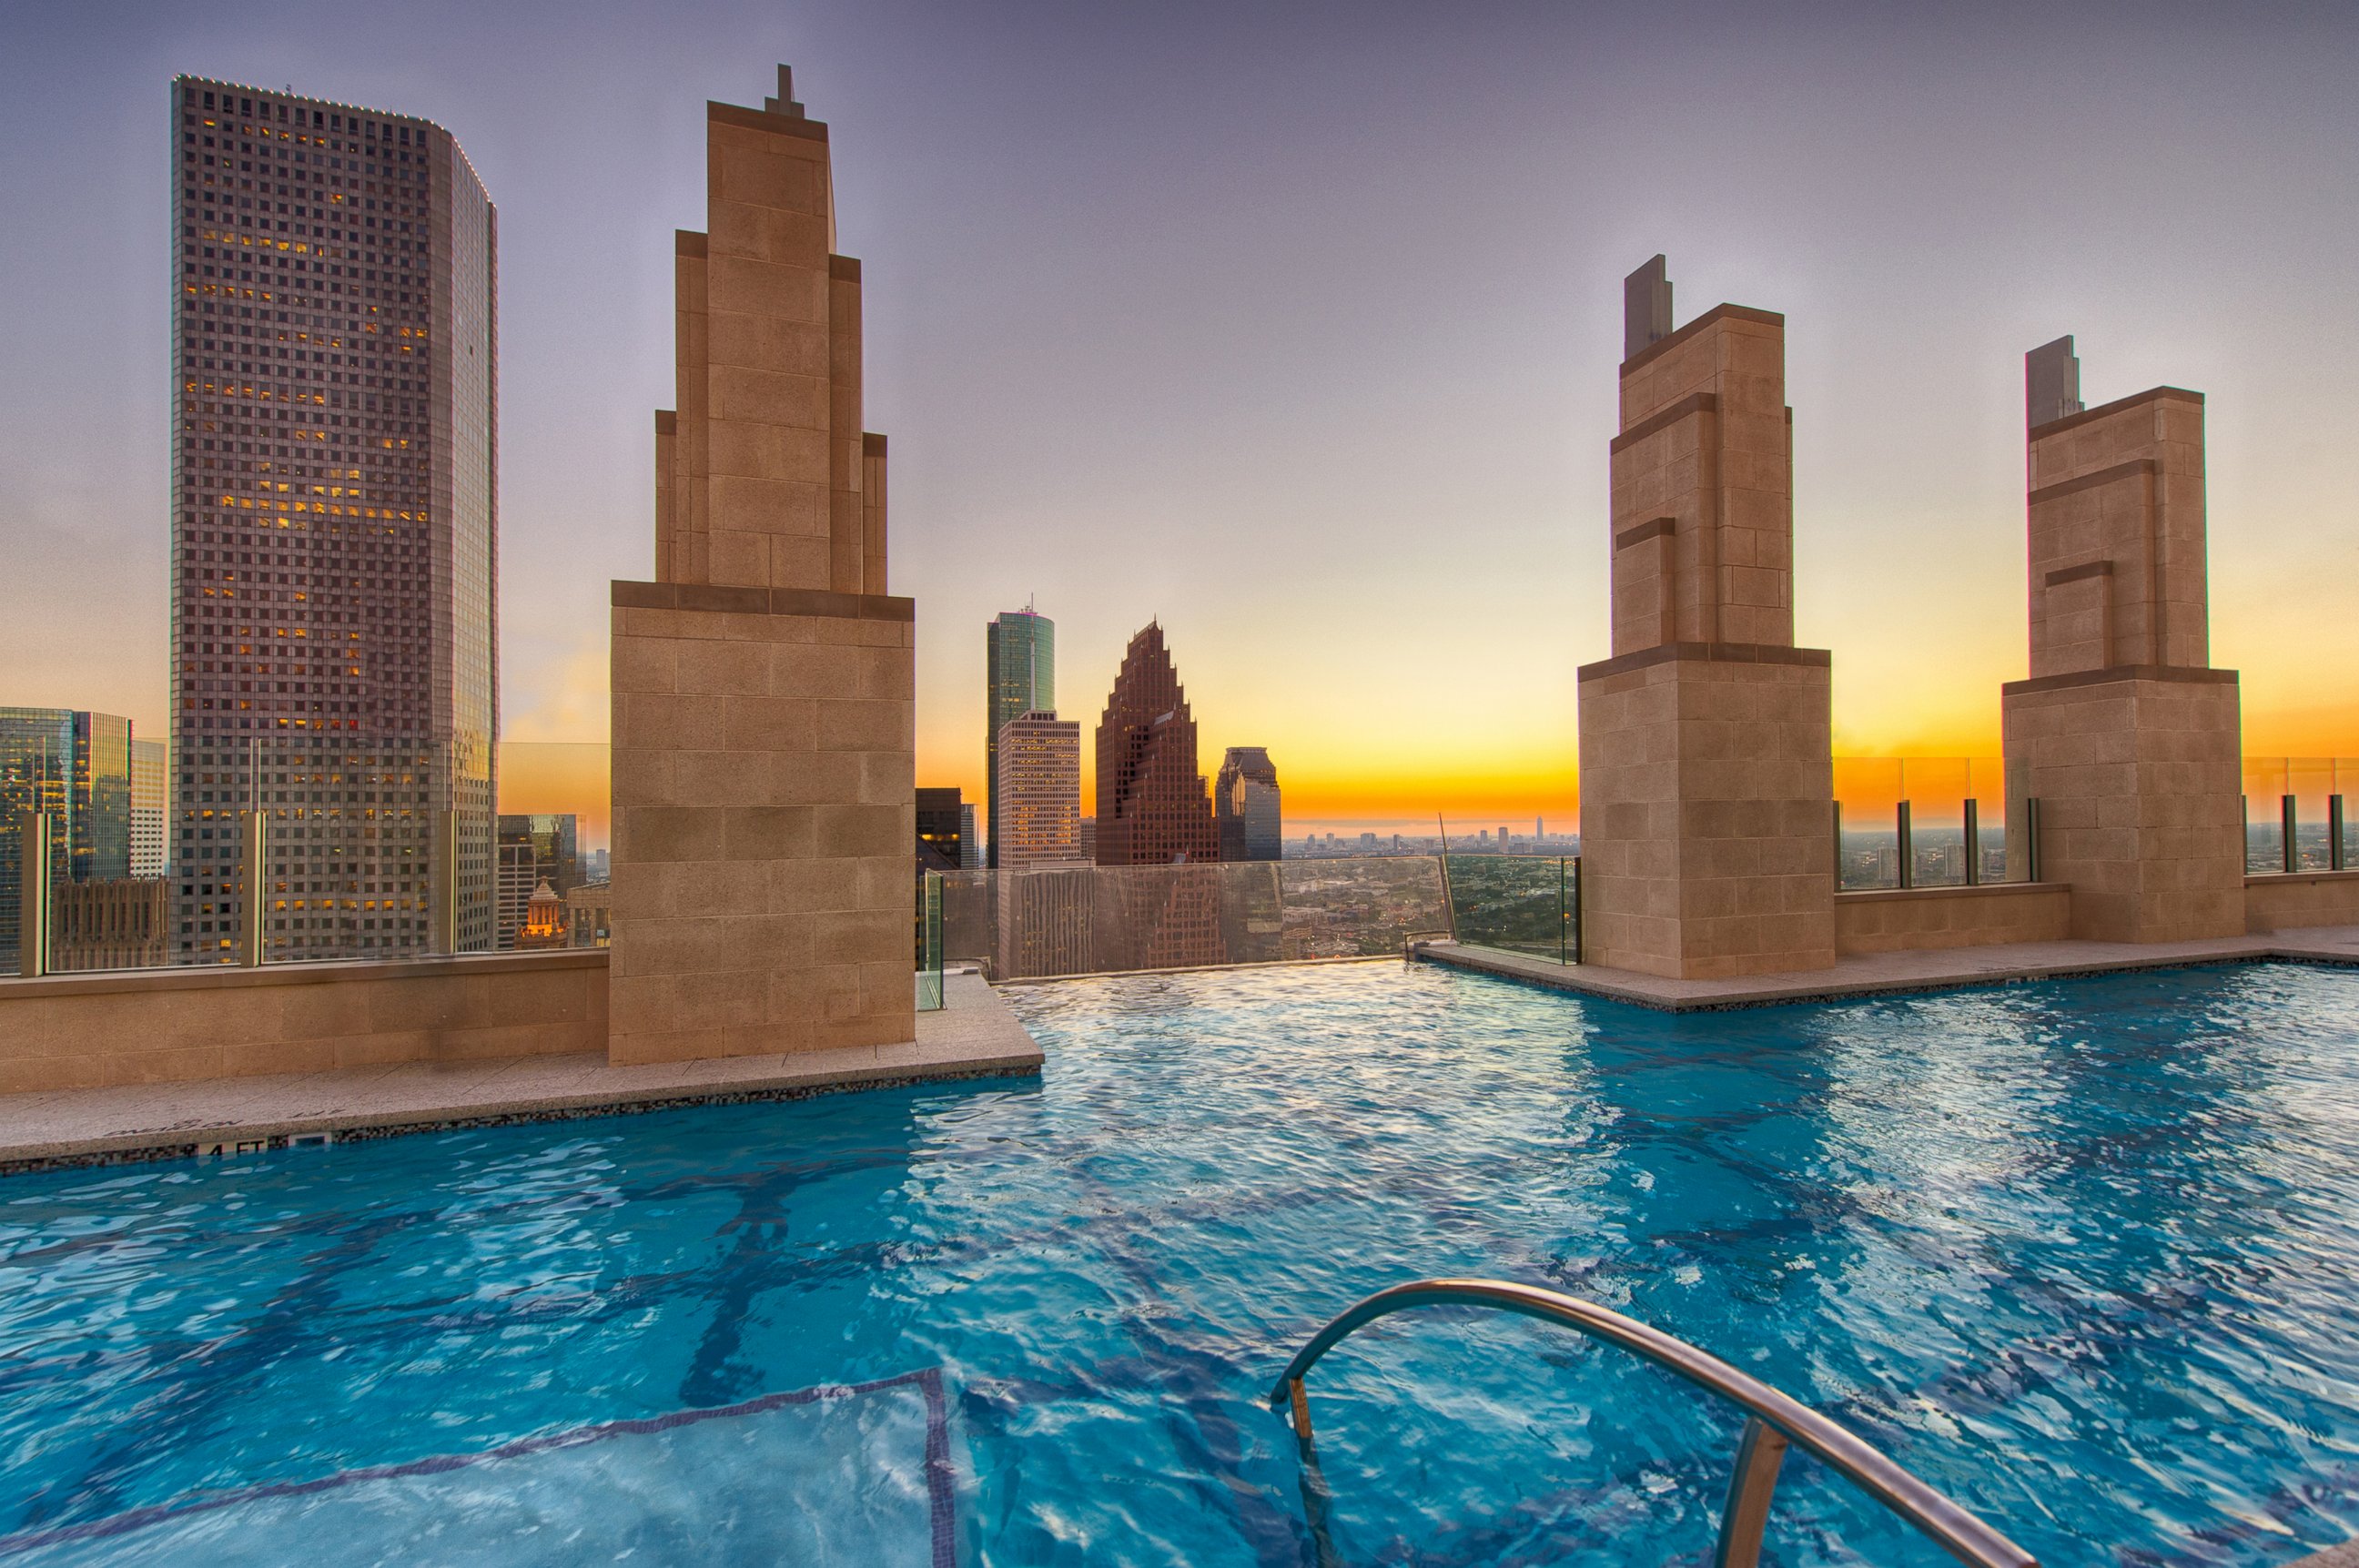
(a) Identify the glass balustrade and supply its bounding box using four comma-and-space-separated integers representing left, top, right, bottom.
916, 871, 945, 1010
1832, 757, 2016, 892
17, 740, 2359, 983
2241, 757, 2359, 875
933, 857, 1453, 981
1443, 855, 1576, 964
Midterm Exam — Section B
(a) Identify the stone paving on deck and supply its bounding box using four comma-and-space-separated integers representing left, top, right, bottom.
0, 970, 1038, 1173
1415, 925, 2359, 1010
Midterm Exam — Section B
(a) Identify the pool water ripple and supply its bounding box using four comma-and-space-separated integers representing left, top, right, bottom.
1, 961, 2356, 1564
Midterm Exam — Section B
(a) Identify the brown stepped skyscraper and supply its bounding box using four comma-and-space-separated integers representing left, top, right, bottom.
169, 77, 499, 963
1094, 623, 1219, 866
1093, 622, 1222, 971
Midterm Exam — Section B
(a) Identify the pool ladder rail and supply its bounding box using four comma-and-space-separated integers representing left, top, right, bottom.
1270, 1278, 2038, 1568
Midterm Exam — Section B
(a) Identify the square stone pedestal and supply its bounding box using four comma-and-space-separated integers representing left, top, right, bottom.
608, 581, 916, 1066
2000, 668, 2243, 943
1575, 645, 1836, 979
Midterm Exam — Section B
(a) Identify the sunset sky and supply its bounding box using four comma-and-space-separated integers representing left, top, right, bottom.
5, 1, 2357, 846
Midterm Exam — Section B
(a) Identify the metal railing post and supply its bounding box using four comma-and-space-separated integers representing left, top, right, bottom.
1962, 799, 1980, 886
2282, 794, 2299, 874
1830, 802, 1843, 888
2024, 797, 2042, 884
1714, 1417, 1791, 1568
16, 809, 50, 978
2333, 794, 2346, 872
240, 808, 267, 967
1896, 800, 1913, 890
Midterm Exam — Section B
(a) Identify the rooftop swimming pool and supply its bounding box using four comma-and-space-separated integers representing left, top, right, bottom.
3, 961, 2355, 1565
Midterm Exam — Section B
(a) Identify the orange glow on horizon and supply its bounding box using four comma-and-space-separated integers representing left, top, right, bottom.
497, 741, 610, 851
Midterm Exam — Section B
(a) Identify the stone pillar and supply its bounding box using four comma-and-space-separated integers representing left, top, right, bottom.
1575, 257, 1835, 979
609, 67, 915, 1064
2000, 338, 2243, 942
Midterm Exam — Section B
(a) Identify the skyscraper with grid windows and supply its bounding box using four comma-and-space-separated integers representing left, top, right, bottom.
170, 77, 497, 962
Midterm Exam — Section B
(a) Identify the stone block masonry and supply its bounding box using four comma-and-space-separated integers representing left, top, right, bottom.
2000, 340, 2243, 944
608, 583, 914, 1064
2001, 671, 2243, 942
1577, 258, 1837, 979
1578, 647, 1834, 978
610, 66, 916, 1063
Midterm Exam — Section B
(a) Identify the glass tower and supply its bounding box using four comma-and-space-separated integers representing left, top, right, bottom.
169, 78, 498, 962
985, 608, 1054, 868
1214, 746, 1281, 862
130, 738, 168, 877
0, 709, 134, 958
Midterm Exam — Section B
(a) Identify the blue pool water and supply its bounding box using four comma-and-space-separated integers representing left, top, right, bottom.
3, 961, 2357, 1565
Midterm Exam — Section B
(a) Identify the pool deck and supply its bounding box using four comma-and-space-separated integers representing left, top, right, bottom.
0, 970, 1040, 1174
1415, 925, 2359, 1010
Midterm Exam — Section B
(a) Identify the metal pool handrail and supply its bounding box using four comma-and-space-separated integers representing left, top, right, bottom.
1268, 1278, 2037, 1568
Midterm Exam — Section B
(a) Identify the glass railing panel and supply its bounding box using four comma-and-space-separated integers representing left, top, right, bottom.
2342, 759, 2359, 870
939, 868, 997, 968
493, 740, 609, 956
250, 738, 452, 966
1444, 855, 1572, 962
1898, 757, 1972, 888
2288, 757, 2336, 872
1832, 757, 1903, 891
2243, 756, 2289, 874
1279, 855, 1448, 960
937, 857, 1451, 981
18, 735, 620, 975
916, 872, 945, 1010
1965, 755, 2010, 883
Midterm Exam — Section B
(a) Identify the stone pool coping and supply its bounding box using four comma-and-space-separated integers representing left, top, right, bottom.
0, 971, 1040, 1175
1413, 925, 2359, 1010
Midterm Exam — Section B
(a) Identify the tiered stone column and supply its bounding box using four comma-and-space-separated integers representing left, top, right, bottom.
1575, 258, 1836, 979
608, 68, 915, 1064
2000, 338, 2243, 941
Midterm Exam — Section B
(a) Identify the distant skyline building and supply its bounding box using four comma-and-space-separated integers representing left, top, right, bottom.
1214, 746, 1281, 862
495, 812, 576, 948
131, 738, 168, 877
1095, 623, 1220, 866
1, 709, 134, 962
515, 878, 566, 949
55, 877, 170, 972
994, 711, 1083, 869
986, 607, 1054, 868
916, 786, 965, 873
169, 76, 499, 964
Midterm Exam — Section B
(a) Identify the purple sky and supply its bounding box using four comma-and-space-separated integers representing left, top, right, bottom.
5, 1, 2357, 824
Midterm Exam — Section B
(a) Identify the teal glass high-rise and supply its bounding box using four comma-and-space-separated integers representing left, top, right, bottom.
986, 607, 1054, 868
0, 708, 134, 960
